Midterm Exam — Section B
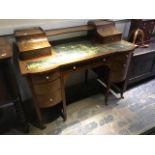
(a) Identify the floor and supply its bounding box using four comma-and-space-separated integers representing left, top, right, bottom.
3, 78, 155, 135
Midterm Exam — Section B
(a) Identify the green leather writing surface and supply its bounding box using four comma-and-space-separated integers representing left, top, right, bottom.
26, 40, 134, 71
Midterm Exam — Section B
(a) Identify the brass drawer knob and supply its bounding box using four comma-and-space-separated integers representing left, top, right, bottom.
49, 98, 53, 102
1, 53, 6, 57
126, 55, 128, 58
73, 66, 77, 70
46, 76, 50, 80
102, 58, 106, 62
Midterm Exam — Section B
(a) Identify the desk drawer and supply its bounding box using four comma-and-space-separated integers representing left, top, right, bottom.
36, 89, 62, 108
61, 57, 104, 73
31, 69, 60, 84
93, 52, 132, 82
103, 35, 121, 44
33, 79, 61, 95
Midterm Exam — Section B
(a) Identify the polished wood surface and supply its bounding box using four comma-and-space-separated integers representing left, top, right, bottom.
15, 27, 45, 37
36, 89, 62, 108
15, 27, 51, 60
19, 40, 134, 75
0, 37, 12, 60
88, 20, 122, 44
31, 68, 60, 84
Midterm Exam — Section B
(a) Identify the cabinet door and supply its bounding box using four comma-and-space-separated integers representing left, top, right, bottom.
129, 52, 155, 82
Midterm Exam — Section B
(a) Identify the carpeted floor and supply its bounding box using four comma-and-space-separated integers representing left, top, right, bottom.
28, 78, 155, 135
2, 78, 155, 135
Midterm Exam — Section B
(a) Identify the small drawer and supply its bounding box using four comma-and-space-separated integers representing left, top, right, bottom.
33, 79, 61, 95
36, 89, 62, 108
103, 35, 121, 44
61, 57, 104, 73
31, 69, 60, 84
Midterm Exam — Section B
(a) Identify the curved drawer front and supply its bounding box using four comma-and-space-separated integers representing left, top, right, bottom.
107, 53, 132, 82
100, 52, 132, 82
61, 57, 105, 74
31, 69, 60, 84
36, 89, 62, 108
33, 79, 61, 95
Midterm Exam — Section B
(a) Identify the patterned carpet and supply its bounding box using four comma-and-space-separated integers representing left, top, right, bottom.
2, 78, 155, 135
28, 78, 155, 135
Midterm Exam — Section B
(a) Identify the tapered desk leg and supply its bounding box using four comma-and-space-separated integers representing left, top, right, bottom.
27, 78, 45, 129
60, 73, 67, 121
105, 69, 111, 105
105, 80, 111, 105
33, 101, 45, 129
120, 79, 128, 99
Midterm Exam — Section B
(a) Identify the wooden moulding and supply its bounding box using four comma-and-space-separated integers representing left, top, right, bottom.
0, 37, 12, 60
88, 20, 122, 43
15, 27, 52, 60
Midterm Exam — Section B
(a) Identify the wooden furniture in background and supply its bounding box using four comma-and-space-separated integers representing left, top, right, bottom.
0, 37, 28, 132
128, 19, 155, 45
128, 40, 155, 85
127, 20, 155, 85
15, 20, 135, 128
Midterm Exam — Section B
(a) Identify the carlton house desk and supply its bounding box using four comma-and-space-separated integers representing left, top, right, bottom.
15, 20, 135, 128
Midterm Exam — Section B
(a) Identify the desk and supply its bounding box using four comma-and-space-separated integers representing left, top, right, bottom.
18, 39, 135, 128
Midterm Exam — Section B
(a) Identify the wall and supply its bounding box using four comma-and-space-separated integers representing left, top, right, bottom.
0, 19, 131, 38
0, 19, 131, 101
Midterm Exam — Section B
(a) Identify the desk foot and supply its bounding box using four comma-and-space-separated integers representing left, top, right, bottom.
120, 93, 124, 99
36, 122, 46, 129
63, 114, 67, 121
61, 108, 67, 121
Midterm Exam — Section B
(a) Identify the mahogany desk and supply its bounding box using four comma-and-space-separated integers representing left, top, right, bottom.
18, 39, 135, 128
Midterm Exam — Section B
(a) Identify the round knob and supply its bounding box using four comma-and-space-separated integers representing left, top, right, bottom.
46, 76, 50, 80
1, 53, 6, 57
126, 55, 128, 58
49, 98, 53, 102
102, 58, 106, 62
73, 66, 77, 70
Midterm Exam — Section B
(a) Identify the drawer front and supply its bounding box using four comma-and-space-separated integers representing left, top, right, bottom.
36, 89, 62, 108
33, 79, 61, 95
94, 52, 132, 82
103, 35, 121, 44
61, 57, 105, 74
31, 69, 60, 84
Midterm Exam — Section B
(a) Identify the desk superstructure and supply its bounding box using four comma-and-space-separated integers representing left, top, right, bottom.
15, 20, 135, 128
